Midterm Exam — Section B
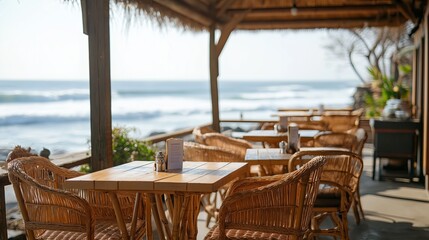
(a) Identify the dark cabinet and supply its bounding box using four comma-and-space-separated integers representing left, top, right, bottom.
371, 119, 421, 181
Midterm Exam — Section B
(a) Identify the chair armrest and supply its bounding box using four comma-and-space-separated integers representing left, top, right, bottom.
226, 174, 284, 196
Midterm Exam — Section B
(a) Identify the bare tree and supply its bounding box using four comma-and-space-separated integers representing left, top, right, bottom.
325, 25, 413, 84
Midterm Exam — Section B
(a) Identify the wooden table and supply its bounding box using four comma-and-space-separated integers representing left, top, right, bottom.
65, 161, 248, 240
242, 129, 319, 145
245, 147, 349, 175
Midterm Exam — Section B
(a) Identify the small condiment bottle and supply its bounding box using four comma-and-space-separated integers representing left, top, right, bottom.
155, 151, 166, 172
279, 141, 287, 154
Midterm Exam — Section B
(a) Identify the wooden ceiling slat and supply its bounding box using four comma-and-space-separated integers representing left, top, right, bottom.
395, 0, 418, 22
237, 17, 405, 30
227, 4, 399, 16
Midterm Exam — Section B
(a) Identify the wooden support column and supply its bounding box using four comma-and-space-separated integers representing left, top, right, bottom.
424, 11, 429, 191
84, 0, 113, 171
0, 185, 7, 240
209, 12, 247, 132
209, 25, 220, 132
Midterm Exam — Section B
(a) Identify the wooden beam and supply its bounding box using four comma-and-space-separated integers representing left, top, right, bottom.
85, 0, 113, 171
227, 4, 399, 16
0, 186, 6, 240
154, 0, 213, 26
237, 17, 405, 30
216, 0, 235, 17
216, 12, 248, 57
209, 24, 220, 132
395, 0, 418, 23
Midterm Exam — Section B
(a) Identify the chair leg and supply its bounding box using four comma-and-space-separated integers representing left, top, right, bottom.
372, 153, 377, 180
356, 190, 365, 220
341, 211, 350, 240
352, 190, 364, 224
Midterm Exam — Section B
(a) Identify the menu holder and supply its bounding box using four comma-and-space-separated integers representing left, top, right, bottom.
287, 124, 300, 153
279, 116, 288, 131
166, 138, 183, 170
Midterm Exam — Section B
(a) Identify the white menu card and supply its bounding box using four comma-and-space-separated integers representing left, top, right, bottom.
166, 138, 184, 170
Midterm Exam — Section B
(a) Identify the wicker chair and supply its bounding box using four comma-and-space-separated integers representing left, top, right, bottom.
184, 141, 244, 227
193, 125, 216, 144
312, 131, 365, 224
288, 150, 363, 240
320, 109, 363, 133
204, 156, 326, 240
313, 131, 358, 151
201, 133, 253, 159
350, 128, 368, 224
8, 156, 146, 240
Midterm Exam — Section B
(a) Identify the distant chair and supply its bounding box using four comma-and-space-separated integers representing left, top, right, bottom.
349, 128, 368, 224
201, 132, 253, 159
8, 155, 146, 240
289, 150, 363, 240
313, 131, 358, 151
321, 108, 363, 133
192, 125, 216, 144
183, 141, 244, 227
204, 156, 326, 240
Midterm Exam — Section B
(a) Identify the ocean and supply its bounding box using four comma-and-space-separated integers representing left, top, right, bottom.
0, 80, 357, 157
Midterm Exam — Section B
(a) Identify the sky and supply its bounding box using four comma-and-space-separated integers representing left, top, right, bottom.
0, 0, 363, 82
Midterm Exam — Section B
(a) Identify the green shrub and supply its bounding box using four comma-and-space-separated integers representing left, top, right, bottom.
112, 126, 156, 166
81, 126, 156, 172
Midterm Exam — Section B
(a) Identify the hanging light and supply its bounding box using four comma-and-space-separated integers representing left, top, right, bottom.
291, 0, 298, 16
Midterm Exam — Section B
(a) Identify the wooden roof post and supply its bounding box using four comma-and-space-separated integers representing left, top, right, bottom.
82, 0, 113, 171
209, 24, 220, 132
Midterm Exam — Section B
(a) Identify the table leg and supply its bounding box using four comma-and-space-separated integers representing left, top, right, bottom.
187, 194, 202, 240
130, 192, 142, 240
107, 192, 130, 240
155, 194, 172, 240
148, 193, 165, 240
144, 194, 153, 240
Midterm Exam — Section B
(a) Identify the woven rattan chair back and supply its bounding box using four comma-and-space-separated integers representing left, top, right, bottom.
184, 142, 242, 162
8, 156, 145, 240
8, 156, 93, 239
201, 133, 252, 159
193, 125, 216, 144
313, 131, 358, 151
205, 156, 326, 240
288, 150, 363, 239
321, 112, 361, 133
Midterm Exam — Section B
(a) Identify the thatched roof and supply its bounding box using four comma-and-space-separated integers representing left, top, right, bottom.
114, 0, 426, 31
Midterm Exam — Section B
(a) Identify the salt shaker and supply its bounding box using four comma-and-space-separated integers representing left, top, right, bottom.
155, 151, 166, 172
279, 141, 287, 154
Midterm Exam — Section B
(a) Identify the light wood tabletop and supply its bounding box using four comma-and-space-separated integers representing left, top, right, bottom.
65, 161, 248, 240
